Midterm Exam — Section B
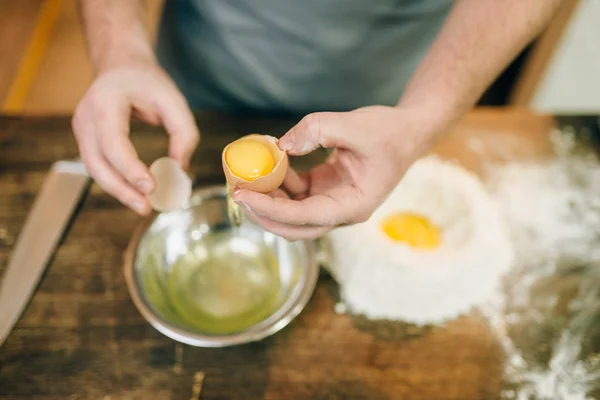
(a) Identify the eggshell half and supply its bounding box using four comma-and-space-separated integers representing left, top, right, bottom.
222, 134, 289, 193
147, 157, 192, 211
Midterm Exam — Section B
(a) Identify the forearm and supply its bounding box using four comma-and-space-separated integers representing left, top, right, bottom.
77, 0, 156, 73
398, 0, 562, 126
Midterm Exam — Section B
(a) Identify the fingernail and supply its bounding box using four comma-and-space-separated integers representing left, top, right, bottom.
131, 201, 146, 214
279, 135, 294, 151
300, 142, 313, 154
137, 179, 153, 194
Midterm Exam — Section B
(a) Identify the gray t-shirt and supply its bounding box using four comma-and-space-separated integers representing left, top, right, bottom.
156, 0, 454, 113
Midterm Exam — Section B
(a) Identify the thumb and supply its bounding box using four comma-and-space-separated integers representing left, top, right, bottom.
279, 112, 347, 156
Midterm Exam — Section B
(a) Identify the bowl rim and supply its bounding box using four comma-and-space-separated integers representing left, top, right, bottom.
123, 184, 320, 347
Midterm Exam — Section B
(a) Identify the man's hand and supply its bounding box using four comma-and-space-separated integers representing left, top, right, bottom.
73, 0, 200, 216
72, 63, 200, 216
232, 0, 561, 241
231, 106, 441, 241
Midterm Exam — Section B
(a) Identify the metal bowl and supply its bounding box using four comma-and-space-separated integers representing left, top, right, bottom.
124, 185, 320, 347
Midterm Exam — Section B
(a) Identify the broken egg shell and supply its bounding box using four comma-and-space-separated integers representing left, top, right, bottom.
147, 156, 192, 212
222, 134, 289, 194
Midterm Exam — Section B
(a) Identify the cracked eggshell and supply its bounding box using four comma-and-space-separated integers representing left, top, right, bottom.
222, 134, 289, 193
147, 156, 192, 212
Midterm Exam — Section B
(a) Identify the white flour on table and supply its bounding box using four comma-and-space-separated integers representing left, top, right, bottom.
325, 127, 600, 399
478, 129, 600, 400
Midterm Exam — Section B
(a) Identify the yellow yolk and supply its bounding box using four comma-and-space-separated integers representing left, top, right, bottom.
225, 140, 275, 181
380, 212, 441, 250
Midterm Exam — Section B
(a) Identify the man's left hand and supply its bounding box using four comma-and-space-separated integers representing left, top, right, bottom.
232, 105, 442, 241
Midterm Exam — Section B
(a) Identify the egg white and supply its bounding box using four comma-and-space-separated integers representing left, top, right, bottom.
325, 155, 514, 325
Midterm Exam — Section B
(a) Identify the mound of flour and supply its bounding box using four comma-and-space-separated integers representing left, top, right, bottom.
325, 155, 514, 325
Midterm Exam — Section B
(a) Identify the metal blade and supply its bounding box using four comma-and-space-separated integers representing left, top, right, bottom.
0, 160, 90, 346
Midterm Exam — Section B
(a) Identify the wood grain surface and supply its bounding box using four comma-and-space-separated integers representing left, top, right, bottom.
0, 109, 559, 399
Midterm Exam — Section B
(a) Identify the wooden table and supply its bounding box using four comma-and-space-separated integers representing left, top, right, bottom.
0, 109, 593, 400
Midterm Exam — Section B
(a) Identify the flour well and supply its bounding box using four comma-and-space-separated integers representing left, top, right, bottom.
326, 155, 513, 325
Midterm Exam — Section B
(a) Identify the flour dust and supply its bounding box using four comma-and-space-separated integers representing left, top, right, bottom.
479, 128, 600, 400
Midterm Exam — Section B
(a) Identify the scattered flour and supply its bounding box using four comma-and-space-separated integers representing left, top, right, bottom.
478, 129, 600, 400
325, 155, 514, 325
334, 302, 347, 315
325, 126, 600, 399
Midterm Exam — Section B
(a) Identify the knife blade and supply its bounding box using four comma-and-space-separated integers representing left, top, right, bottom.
0, 160, 90, 346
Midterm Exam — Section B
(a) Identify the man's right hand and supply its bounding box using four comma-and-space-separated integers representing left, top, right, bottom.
72, 63, 200, 216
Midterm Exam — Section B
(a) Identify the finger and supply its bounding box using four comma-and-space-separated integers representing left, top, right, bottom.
281, 166, 309, 197
265, 188, 290, 200
155, 92, 200, 170
242, 189, 330, 239
94, 97, 155, 194
243, 208, 331, 241
78, 133, 151, 215
233, 185, 364, 226
102, 135, 155, 194
132, 108, 161, 126
278, 112, 349, 156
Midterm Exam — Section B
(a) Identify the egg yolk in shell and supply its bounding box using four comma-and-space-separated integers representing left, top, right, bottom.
225, 139, 275, 181
380, 212, 441, 250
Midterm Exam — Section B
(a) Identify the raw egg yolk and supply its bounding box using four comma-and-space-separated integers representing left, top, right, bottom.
380, 212, 441, 250
225, 140, 275, 181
